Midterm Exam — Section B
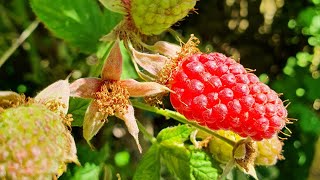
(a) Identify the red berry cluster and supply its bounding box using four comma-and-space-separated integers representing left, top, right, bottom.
169, 53, 287, 140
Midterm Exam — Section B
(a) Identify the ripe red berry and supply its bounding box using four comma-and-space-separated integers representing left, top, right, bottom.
169, 53, 287, 140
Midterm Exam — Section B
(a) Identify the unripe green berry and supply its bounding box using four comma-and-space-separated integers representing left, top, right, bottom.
207, 130, 283, 166
0, 104, 77, 179
255, 135, 283, 166
208, 130, 242, 163
130, 0, 197, 35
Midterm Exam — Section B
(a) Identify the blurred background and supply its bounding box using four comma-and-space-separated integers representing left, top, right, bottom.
0, 0, 319, 179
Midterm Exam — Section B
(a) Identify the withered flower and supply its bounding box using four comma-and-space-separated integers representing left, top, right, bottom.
70, 40, 169, 152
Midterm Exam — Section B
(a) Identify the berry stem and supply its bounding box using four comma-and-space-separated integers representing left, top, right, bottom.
136, 120, 157, 144
131, 100, 236, 146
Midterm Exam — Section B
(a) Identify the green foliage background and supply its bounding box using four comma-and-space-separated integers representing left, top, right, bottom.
0, 0, 319, 179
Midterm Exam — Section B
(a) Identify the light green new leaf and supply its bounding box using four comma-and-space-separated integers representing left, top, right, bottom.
70, 163, 101, 180
68, 97, 90, 126
157, 125, 194, 145
133, 145, 161, 180
30, 0, 122, 53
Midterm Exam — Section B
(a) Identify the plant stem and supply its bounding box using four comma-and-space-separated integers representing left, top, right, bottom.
131, 100, 236, 147
0, 20, 40, 68
136, 120, 157, 144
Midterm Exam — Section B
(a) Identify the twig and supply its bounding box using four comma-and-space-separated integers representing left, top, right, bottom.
0, 20, 40, 68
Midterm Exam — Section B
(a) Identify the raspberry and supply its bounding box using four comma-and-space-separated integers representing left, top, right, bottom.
169, 53, 287, 140
130, 0, 197, 35
0, 104, 77, 179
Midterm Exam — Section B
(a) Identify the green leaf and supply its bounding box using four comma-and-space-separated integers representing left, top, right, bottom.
157, 125, 194, 145
133, 144, 161, 180
161, 145, 191, 180
120, 42, 139, 79
30, 0, 122, 53
70, 163, 101, 180
160, 145, 219, 180
189, 150, 219, 180
157, 125, 219, 180
68, 97, 90, 126
77, 143, 110, 164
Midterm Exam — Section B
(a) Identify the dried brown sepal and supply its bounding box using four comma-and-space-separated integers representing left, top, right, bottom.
129, 44, 169, 76
233, 138, 258, 179
150, 41, 182, 58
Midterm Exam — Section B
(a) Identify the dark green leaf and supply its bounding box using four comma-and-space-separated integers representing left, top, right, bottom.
30, 0, 122, 53
68, 97, 90, 126
133, 144, 161, 180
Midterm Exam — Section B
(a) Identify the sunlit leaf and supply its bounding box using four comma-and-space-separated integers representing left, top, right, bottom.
70, 163, 101, 180
157, 125, 219, 179
133, 145, 161, 180
157, 125, 194, 145
30, 0, 122, 53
